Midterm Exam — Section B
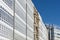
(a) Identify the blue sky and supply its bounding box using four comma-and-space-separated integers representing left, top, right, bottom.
32, 0, 60, 26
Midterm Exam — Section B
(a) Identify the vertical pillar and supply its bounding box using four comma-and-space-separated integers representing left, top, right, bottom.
26, 0, 27, 40
13, 0, 15, 40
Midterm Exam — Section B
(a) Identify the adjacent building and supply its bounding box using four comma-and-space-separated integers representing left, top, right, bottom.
46, 24, 54, 40
54, 26, 60, 40
46, 24, 60, 40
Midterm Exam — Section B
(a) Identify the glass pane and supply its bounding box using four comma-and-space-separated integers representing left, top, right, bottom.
3, 0, 13, 9
18, 0, 26, 10
15, 0, 26, 40
27, 0, 34, 40
0, 0, 14, 40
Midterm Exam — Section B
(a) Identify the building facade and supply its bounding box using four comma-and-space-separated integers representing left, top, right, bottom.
0, 0, 48, 40
38, 14, 48, 40
0, 0, 34, 40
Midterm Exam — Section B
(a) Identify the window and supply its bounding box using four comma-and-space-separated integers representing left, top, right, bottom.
0, 7, 13, 27
3, 0, 13, 9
